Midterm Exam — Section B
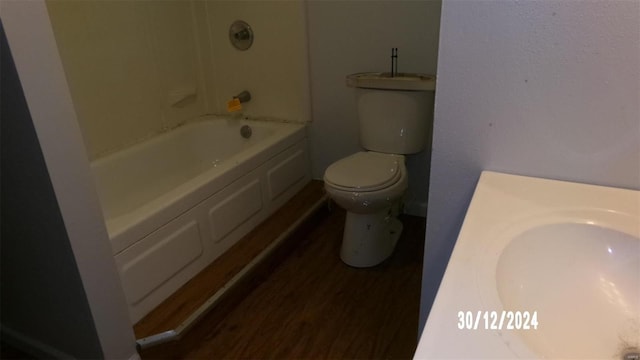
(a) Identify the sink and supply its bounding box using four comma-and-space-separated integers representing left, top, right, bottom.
497, 223, 640, 359
415, 171, 640, 359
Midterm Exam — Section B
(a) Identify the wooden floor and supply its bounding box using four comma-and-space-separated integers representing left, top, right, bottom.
141, 203, 425, 359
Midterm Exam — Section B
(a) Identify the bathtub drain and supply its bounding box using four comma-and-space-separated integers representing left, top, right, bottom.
240, 125, 252, 139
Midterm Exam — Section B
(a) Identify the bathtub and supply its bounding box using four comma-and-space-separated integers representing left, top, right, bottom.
416, 171, 639, 359
91, 116, 310, 323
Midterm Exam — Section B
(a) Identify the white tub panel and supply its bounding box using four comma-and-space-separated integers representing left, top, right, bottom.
267, 149, 307, 201
209, 179, 263, 243
116, 220, 203, 306
118, 171, 262, 322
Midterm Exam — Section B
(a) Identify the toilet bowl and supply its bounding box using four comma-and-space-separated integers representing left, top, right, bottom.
324, 151, 408, 267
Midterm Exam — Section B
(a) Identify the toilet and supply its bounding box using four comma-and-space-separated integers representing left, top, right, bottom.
324, 72, 436, 267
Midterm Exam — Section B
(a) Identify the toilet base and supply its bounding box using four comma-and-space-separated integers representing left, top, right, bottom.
340, 209, 403, 267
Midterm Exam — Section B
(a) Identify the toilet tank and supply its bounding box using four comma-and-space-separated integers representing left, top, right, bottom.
347, 73, 436, 154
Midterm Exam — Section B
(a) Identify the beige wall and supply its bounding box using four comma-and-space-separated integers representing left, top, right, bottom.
47, 0, 309, 160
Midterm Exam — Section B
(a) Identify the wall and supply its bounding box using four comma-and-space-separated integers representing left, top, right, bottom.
47, 0, 310, 160
421, 0, 640, 331
306, 0, 442, 216
1, 21, 103, 359
1, 2, 139, 359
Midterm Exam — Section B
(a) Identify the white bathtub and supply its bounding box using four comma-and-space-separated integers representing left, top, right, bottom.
91, 116, 310, 323
416, 171, 639, 359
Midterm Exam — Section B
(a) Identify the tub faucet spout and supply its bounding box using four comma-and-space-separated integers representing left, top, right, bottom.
234, 90, 251, 103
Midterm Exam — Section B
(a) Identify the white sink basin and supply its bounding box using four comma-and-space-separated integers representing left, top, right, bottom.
416, 171, 640, 359
497, 223, 640, 359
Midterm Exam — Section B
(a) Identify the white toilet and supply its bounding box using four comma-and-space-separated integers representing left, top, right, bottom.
324, 72, 435, 267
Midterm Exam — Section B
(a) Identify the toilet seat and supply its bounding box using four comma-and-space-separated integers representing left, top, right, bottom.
324, 152, 403, 192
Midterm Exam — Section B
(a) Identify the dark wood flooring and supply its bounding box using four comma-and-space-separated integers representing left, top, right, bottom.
141, 204, 425, 359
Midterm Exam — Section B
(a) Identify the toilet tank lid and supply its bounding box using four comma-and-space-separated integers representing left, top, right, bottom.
346, 72, 436, 91
324, 152, 402, 191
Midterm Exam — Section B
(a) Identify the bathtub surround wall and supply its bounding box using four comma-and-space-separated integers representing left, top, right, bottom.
205, 2, 311, 126
46, 0, 310, 160
46, 1, 206, 159
422, 0, 640, 333
306, 1, 441, 216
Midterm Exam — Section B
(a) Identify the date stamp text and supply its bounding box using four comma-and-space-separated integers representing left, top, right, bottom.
457, 311, 539, 330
